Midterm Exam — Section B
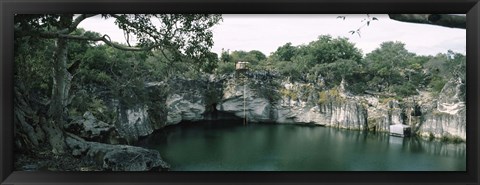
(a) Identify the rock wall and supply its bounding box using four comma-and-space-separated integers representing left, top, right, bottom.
114, 103, 152, 143
417, 78, 466, 140
107, 82, 169, 144
158, 73, 466, 140
165, 75, 225, 125
366, 99, 405, 132
163, 73, 369, 131
112, 71, 466, 142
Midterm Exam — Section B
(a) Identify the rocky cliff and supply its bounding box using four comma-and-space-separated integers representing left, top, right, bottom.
110, 71, 465, 142
217, 76, 369, 130
148, 72, 466, 140
416, 78, 466, 141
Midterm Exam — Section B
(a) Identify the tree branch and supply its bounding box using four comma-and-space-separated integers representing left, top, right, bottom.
29, 30, 161, 51
54, 14, 98, 34
388, 14, 465, 29
68, 14, 98, 33
77, 34, 162, 51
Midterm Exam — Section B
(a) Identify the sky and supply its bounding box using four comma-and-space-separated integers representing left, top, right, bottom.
78, 14, 466, 57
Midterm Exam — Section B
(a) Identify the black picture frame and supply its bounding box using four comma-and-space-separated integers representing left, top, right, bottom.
1, 0, 479, 184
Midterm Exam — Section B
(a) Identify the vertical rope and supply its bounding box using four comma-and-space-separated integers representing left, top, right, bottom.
244, 76, 247, 125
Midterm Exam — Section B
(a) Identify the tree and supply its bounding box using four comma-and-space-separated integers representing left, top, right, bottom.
220, 49, 233, 63
364, 41, 416, 93
308, 59, 364, 90
14, 14, 222, 153
272, 42, 297, 61
262, 35, 363, 82
423, 51, 466, 94
248, 50, 267, 62
299, 35, 362, 65
224, 50, 267, 65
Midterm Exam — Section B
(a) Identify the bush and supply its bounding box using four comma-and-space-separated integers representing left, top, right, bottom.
215, 62, 235, 75
317, 88, 343, 104
429, 77, 447, 94
392, 83, 418, 98
280, 88, 298, 101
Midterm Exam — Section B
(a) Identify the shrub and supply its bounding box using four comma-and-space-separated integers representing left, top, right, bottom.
215, 62, 235, 75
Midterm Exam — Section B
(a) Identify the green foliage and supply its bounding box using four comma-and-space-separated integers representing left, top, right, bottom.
110, 14, 222, 61
364, 41, 416, 93
230, 35, 465, 101
309, 59, 363, 88
191, 51, 219, 74
359, 41, 436, 98
70, 44, 174, 115
276, 61, 303, 81
379, 97, 397, 105
429, 76, 447, 94
272, 42, 297, 61
251, 35, 363, 83
215, 62, 235, 75
223, 50, 267, 66
14, 36, 55, 97
220, 49, 233, 63
318, 91, 328, 104
317, 88, 343, 105
298, 35, 363, 65
281, 88, 298, 101
248, 50, 267, 62
392, 83, 417, 97
424, 51, 465, 95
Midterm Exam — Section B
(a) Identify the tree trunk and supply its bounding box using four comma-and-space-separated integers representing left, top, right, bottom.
46, 37, 70, 154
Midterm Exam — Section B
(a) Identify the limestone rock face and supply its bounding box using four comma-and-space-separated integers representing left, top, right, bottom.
218, 94, 275, 123
417, 78, 466, 140
109, 71, 465, 142
110, 83, 169, 143
216, 75, 368, 130
366, 99, 404, 132
166, 93, 206, 125
114, 103, 152, 143
326, 101, 368, 130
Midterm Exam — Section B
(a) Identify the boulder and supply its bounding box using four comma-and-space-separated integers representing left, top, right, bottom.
66, 134, 170, 171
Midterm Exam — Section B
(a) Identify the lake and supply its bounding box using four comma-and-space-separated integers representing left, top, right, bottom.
138, 120, 466, 171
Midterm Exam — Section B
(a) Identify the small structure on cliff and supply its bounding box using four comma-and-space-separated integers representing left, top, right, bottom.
389, 124, 411, 137
235, 61, 249, 73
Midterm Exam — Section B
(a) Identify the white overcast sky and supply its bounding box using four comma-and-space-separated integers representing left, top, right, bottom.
78, 14, 466, 57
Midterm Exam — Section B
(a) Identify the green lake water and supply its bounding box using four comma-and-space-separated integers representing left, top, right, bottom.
138, 120, 466, 171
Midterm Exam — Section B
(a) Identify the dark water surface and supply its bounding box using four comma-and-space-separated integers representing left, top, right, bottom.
138, 121, 466, 171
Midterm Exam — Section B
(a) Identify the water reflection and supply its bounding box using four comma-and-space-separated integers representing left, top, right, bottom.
138, 121, 466, 171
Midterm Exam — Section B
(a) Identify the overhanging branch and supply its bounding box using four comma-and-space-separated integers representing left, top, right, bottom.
30, 30, 161, 51
68, 14, 98, 33
66, 34, 162, 51
388, 14, 466, 29
54, 14, 99, 34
